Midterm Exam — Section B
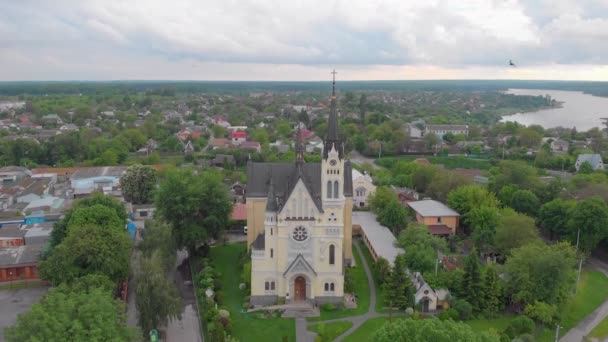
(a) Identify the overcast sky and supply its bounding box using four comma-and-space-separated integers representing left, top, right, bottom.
1, 0, 608, 81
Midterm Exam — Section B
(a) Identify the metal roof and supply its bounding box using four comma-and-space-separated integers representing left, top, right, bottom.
408, 200, 460, 217
353, 211, 404, 267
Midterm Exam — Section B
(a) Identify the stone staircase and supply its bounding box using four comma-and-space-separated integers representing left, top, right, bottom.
281, 305, 320, 318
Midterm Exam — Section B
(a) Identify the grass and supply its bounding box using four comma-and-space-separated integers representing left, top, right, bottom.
356, 239, 385, 313
376, 155, 492, 170
465, 315, 517, 334
208, 243, 296, 342
589, 316, 608, 339
308, 243, 370, 321
308, 321, 353, 342
343, 317, 405, 342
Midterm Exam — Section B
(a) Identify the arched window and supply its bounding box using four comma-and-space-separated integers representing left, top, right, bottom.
333, 181, 339, 198
324, 283, 329, 291
270, 248, 273, 258
327, 181, 332, 198
330, 283, 335, 291
265, 282, 269, 290
329, 245, 335, 265
271, 281, 275, 290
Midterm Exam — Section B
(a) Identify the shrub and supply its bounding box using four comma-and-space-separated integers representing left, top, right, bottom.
214, 278, 222, 290
321, 302, 336, 312
218, 309, 230, 318
405, 307, 414, 317
504, 316, 535, 339
453, 299, 473, 320
215, 290, 224, 306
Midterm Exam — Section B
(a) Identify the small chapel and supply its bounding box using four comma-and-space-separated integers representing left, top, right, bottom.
246, 72, 353, 306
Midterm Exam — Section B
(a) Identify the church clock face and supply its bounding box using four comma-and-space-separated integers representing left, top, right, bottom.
292, 226, 309, 242
329, 159, 337, 166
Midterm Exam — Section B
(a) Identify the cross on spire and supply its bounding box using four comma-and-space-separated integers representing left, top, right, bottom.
331, 69, 337, 98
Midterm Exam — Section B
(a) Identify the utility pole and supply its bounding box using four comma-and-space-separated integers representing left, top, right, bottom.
554, 324, 562, 342
575, 228, 581, 251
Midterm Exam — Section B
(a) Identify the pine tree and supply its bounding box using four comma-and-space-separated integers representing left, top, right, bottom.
481, 266, 501, 317
384, 255, 410, 310
461, 249, 483, 312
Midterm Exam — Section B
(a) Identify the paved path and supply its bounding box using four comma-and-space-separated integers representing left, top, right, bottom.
560, 257, 608, 342
349, 151, 380, 169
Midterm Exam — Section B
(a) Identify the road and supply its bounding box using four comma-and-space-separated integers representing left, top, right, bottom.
349, 151, 380, 169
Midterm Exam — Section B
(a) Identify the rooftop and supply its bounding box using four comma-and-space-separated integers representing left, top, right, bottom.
352, 211, 404, 266
0, 244, 43, 266
231, 203, 247, 221
71, 166, 126, 180
408, 200, 460, 217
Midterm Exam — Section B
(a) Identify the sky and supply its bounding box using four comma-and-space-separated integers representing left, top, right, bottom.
1, 0, 608, 81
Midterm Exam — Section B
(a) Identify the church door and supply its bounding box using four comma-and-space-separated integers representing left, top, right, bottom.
294, 276, 306, 302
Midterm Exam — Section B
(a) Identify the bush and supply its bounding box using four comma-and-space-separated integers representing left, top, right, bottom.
438, 308, 459, 320
321, 302, 336, 312
344, 268, 354, 293
218, 309, 230, 318
405, 307, 414, 317
504, 316, 535, 339
215, 290, 224, 306
214, 278, 222, 290
453, 299, 473, 320
374, 257, 391, 285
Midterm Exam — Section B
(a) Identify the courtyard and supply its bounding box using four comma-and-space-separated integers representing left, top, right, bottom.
0, 286, 48, 342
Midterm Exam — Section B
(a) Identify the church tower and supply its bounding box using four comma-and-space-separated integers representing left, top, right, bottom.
322, 70, 345, 206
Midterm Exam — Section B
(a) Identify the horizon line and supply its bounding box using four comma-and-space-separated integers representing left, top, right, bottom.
1, 78, 607, 83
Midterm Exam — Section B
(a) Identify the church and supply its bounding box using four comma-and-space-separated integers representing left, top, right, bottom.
246, 74, 353, 306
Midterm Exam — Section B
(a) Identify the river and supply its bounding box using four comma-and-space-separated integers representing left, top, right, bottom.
500, 89, 608, 131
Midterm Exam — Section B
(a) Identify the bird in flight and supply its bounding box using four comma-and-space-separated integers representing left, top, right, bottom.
509, 59, 516, 67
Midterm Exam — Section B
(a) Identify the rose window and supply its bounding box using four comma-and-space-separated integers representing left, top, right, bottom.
293, 226, 308, 241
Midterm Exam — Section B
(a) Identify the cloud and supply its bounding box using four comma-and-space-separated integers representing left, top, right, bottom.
0, 0, 607, 80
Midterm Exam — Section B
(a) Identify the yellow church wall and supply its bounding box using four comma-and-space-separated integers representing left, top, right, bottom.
246, 198, 267, 247
343, 197, 353, 262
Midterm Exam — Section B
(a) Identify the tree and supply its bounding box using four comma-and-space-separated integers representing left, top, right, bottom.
49, 193, 127, 247
494, 211, 541, 256
374, 257, 391, 285
67, 204, 124, 232
372, 318, 500, 342
398, 223, 447, 274
135, 251, 182, 335
505, 242, 577, 306
481, 266, 501, 317
40, 224, 132, 285
425, 170, 471, 202
4, 285, 135, 342
461, 250, 483, 312
155, 168, 232, 254
383, 255, 410, 310
508, 189, 540, 216
537, 199, 575, 240
369, 187, 408, 234
358, 94, 367, 123
489, 161, 539, 194
504, 316, 535, 340
519, 128, 542, 148
424, 133, 439, 150
578, 161, 594, 174
524, 301, 557, 329
447, 185, 500, 226
469, 206, 500, 252
120, 164, 157, 205
139, 220, 177, 272
298, 109, 310, 126
567, 197, 608, 253
411, 164, 440, 193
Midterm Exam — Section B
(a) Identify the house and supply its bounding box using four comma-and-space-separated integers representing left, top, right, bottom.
306, 136, 324, 153
21, 222, 54, 245
575, 154, 604, 172
41, 114, 63, 125
211, 154, 235, 167
59, 124, 79, 132
352, 169, 375, 208
16, 177, 54, 204
228, 126, 248, 132
230, 202, 246, 221
183, 140, 195, 155
100, 111, 115, 117
231, 131, 247, 145
270, 141, 290, 154
550, 139, 569, 153
0, 244, 43, 282
70, 167, 126, 198
0, 224, 26, 247
212, 115, 231, 128
132, 204, 156, 220
390, 185, 419, 205
411, 272, 450, 312
0, 166, 32, 183
425, 124, 468, 138
211, 138, 232, 150
408, 200, 460, 235
239, 141, 261, 153
405, 123, 423, 138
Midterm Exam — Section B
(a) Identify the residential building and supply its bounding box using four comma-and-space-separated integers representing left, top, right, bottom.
408, 200, 460, 235
239, 141, 261, 153
211, 138, 232, 150
411, 272, 450, 312
231, 131, 247, 145
352, 169, 375, 208
0, 166, 32, 183
425, 124, 468, 138
70, 167, 126, 198
246, 76, 353, 305
550, 139, 569, 153
575, 154, 604, 172
405, 123, 423, 138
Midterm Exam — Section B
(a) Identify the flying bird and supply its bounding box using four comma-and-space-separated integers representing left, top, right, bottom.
509, 59, 516, 67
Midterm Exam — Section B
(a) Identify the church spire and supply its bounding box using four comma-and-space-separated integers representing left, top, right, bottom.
265, 174, 278, 212
323, 69, 343, 159
295, 124, 304, 165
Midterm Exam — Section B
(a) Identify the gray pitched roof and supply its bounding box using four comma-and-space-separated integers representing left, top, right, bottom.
576, 154, 603, 169
252, 233, 265, 250
247, 160, 353, 212
408, 200, 460, 217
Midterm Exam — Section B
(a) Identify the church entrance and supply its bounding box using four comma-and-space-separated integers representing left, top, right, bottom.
294, 276, 306, 302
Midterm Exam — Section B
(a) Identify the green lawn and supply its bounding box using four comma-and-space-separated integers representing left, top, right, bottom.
343, 317, 405, 342
308, 321, 353, 342
589, 316, 608, 340
208, 243, 296, 342
308, 243, 370, 321
465, 316, 517, 334
356, 239, 385, 313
